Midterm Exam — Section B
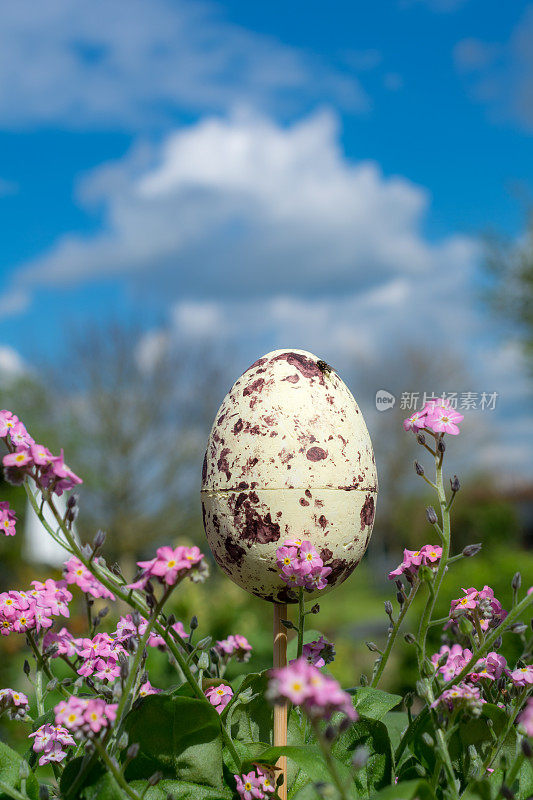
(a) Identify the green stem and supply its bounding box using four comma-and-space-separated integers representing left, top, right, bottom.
477, 689, 528, 776
423, 681, 459, 800
93, 740, 142, 800
297, 589, 305, 659
112, 587, 173, 748
310, 719, 351, 800
370, 581, 419, 688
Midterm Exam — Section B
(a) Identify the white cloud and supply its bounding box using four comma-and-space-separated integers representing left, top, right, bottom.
0, 345, 26, 378
454, 6, 533, 130
15, 110, 477, 303
0, 289, 30, 319
0, 0, 365, 129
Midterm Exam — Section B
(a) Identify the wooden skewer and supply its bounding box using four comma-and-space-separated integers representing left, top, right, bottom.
273, 602, 288, 800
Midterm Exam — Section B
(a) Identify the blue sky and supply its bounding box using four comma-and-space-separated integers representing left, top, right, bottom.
0, 0, 532, 476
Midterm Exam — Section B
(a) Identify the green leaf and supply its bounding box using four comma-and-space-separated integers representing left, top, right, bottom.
290, 785, 324, 800
381, 712, 408, 756
369, 778, 436, 800
124, 694, 224, 788
331, 716, 392, 798
82, 777, 234, 800
0, 740, 39, 800
346, 687, 401, 721
60, 755, 106, 800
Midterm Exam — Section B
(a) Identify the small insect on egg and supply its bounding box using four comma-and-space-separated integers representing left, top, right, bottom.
201, 349, 378, 603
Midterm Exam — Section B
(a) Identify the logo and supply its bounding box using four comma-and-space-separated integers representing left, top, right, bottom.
375, 390, 396, 411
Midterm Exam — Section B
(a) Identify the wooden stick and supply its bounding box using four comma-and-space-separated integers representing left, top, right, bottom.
273, 602, 288, 800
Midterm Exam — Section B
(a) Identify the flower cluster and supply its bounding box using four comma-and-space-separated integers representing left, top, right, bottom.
205, 683, 233, 714
128, 545, 206, 590
0, 580, 71, 637
0, 501, 16, 536
388, 545, 442, 581
29, 724, 75, 766
1, 410, 82, 495
291, 636, 335, 668
0, 688, 29, 719
276, 539, 331, 592
234, 768, 275, 800
55, 696, 117, 737
447, 586, 507, 631
76, 632, 126, 681
215, 634, 253, 663
431, 645, 473, 682
268, 657, 356, 721
64, 557, 115, 600
114, 613, 188, 649
403, 397, 464, 436
518, 697, 533, 738
431, 683, 484, 715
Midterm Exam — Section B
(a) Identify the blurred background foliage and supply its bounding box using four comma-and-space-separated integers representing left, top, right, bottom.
1, 228, 533, 748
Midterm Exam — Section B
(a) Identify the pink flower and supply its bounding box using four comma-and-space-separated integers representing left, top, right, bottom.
129, 545, 205, 589
3, 449, 33, 468
205, 684, 233, 713
468, 652, 508, 683
276, 546, 299, 570
388, 545, 442, 580
63, 557, 115, 600
299, 541, 323, 568
425, 405, 464, 436
510, 665, 533, 687
431, 683, 485, 713
276, 539, 331, 593
294, 636, 335, 669
234, 771, 264, 800
0, 688, 29, 718
29, 724, 75, 766
43, 627, 78, 658
447, 586, 507, 631
0, 411, 18, 439
268, 658, 356, 721
0, 501, 16, 536
403, 411, 427, 432
30, 444, 53, 466
55, 697, 117, 738
9, 422, 34, 448
518, 698, 533, 737
215, 634, 253, 662
431, 645, 473, 681
139, 680, 160, 697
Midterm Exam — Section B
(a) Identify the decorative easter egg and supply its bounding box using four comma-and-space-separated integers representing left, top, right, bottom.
201, 349, 377, 603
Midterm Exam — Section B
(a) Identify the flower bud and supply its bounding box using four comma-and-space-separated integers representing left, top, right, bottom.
148, 772, 163, 787
351, 746, 369, 770
462, 543, 482, 558
310, 603, 320, 614
416, 433, 426, 445
522, 738, 533, 758
426, 506, 438, 525
450, 475, 460, 492
197, 636, 212, 650
395, 580, 403, 592
93, 529, 106, 549
404, 692, 414, 709
281, 619, 296, 630
19, 761, 30, 780
458, 615, 473, 635
512, 572, 522, 591
324, 725, 336, 742
190, 616, 199, 630
422, 733, 434, 747
117, 732, 129, 750
111, 562, 124, 578
80, 544, 92, 559
197, 652, 209, 671
46, 678, 58, 692
360, 674, 368, 686
365, 641, 380, 653
396, 591, 405, 606
166, 614, 176, 628
509, 623, 527, 634
414, 461, 424, 476
23, 660, 30, 677
384, 601, 393, 618
126, 743, 140, 760
404, 633, 416, 645
493, 635, 502, 650
437, 439, 445, 454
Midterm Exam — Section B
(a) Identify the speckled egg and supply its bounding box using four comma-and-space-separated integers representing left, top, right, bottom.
200, 349, 377, 603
